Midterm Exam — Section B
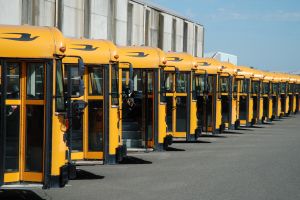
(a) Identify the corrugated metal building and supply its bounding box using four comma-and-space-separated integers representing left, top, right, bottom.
0, 0, 204, 57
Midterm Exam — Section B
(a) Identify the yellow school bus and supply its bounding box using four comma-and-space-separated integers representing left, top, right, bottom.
270, 73, 282, 119
194, 58, 235, 133
231, 66, 253, 127
193, 58, 220, 134
287, 75, 297, 115
211, 61, 236, 130
0, 25, 83, 188
261, 71, 274, 123
296, 76, 300, 113
63, 38, 126, 164
163, 52, 198, 140
117, 46, 171, 150
278, 73, 289, 117
248, 68, 264, 125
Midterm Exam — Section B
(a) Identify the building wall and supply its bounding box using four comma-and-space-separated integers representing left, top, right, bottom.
162, 13, 172, 52
0, 0, 21, 25
148, 9, 159, 47
0, 0, 204, 56
175, 18, 183, 52
130, 2, 144, 46
38, 0, 56, 27
90, 0, 109, 39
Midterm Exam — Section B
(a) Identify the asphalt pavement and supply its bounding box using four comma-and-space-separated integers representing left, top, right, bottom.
1, 114, 300, 200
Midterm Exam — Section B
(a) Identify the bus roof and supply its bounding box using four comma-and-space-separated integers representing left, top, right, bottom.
218, 61, 238, 75
194, 57, 220, 74
0, 25, 65, 59
118, 46, 166, 68
165, 52, 195, 71
194, 57, 236, 76
235, 66, 254, 79
65, 38, 118, 64
262, 71, 274, 82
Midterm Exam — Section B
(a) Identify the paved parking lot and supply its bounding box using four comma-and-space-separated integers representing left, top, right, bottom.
2, 114, 300, 200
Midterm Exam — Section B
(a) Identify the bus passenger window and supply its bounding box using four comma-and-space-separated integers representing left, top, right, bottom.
262, 83, 270, 94
280, 83, 286, 93
233, 79, 238, 93
164, 73, 173, 92
207, 75, 213, 93
193, 74, 205, 97
176, 73, 188, 93
133, 70, 142, 92
27, 63, 44, 99
219, 77, 229, 93
88, 66, 103, 95
64, 65, 81, 96
7, 63, 20, 99
242, 79, 249, 93
252, 81, 260, 94
146, 72, 153, 93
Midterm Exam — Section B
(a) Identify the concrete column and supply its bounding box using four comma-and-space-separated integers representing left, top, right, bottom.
38, 0, 56, 26
62, 0, 84, 38
115, 0, 128, 46
176, 18, 184, 52
90, 0, 108, 39
162, 13, 172, 52
149, 9, 159, 48
84, 0, 91, 38
196, 25, 204, 57
131, 2, 144, 46
186, 21, 194, 55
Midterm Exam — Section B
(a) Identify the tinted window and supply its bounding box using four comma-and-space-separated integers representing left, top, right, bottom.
176, 73, 188, 93
164, 72, 174, 92
27, 63, 44, 99
7, 63, 20, 99
56, 61, 66, 112
88, 66, 103, 95
219, 76, 229, 93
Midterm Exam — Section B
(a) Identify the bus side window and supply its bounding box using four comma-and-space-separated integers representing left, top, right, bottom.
56, 60, 66, 112
7, 63, 20, 100
164, 72, 174, 93
111, 64, 119, 106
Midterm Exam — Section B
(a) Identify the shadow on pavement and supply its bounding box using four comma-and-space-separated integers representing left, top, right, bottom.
237, 128, 254, 131
223, 131, 244, 134
75, 169, 105, 180
175, 140, 212, 144
119, 156, 152, 165
262, 122, 275, 125
0, 189, 46, 200
199, 135, 227, 138
248, 125, 265, 128
165, 146, 186, 151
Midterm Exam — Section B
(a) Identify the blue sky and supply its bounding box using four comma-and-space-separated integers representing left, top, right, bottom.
146, 0, 300, 72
